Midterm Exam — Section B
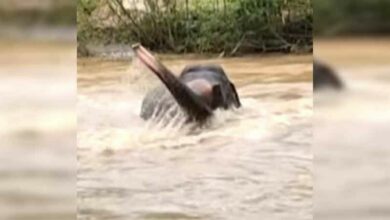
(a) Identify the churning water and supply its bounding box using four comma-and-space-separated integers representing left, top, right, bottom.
0, 40, 76, 220
315, 38, 390, 220
77, 54, 313, 220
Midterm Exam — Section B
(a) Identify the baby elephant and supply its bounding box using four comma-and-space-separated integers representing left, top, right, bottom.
133, 44, 241, 124
314, 59, 343, 90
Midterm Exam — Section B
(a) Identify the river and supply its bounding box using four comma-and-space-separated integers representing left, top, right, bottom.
0, 40, 76, 219
1, 36, 387, 220
315, 38, 390, 220
78, 54, 313, 220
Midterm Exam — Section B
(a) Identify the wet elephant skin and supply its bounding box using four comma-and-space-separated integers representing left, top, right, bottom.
133, 44, 241, 123
314, 59, 344, 90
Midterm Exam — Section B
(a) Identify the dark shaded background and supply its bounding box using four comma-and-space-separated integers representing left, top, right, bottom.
315, 0, 390, 36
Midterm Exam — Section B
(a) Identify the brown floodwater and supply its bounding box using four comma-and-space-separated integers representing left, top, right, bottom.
0, 40, 76, 220
78, 54, 313, 220
315, 38, 390, 220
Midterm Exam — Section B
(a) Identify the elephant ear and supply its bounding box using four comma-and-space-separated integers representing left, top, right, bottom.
211, 84, 228, 110
229, 82, 241, 108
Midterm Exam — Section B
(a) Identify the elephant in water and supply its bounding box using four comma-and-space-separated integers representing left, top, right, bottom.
132, 44, 241, 124
314, 59, 344, 90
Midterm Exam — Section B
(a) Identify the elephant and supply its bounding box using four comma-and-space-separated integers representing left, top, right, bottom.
133, 44, 241, 124
314, 59, 344, 90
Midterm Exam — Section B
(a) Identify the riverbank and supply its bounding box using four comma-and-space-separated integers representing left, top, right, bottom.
0, 25, 75, 42
78, 0, 312, 56
78, 43, 312, 60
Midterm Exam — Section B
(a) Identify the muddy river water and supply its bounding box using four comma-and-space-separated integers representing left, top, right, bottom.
315, 38, 390, 220
0, 40, 75, 220
1, 37, 388, 220
78, 54, 313, 220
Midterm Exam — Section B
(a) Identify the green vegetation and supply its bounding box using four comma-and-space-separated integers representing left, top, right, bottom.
78, 0, 312, 56
315, 0, 390, 36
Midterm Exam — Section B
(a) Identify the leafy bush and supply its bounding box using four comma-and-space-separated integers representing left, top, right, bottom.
78, 0, 312, 55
